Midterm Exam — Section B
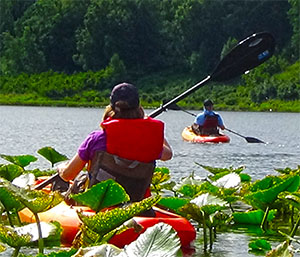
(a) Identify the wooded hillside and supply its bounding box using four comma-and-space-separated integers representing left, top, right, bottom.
0, 0, 299, 111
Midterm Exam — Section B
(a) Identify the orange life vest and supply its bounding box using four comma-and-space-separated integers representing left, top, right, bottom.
101, 117, 164, 163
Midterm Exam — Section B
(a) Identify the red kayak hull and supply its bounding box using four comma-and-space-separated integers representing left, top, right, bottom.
19, 201, 196, 248
182, 126, 230, 143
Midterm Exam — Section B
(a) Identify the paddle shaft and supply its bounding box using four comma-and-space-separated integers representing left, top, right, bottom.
149, 76, 210, 118
34, 173, 58, 190
225, 128, 246, 139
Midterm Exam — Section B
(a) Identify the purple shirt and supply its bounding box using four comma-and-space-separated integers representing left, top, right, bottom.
78, 130, 106, 161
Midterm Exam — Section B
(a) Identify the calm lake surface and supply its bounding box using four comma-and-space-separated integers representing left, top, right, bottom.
0, 105, 300, 256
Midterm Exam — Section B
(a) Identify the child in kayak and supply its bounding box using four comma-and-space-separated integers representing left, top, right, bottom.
56, 83, 172, 206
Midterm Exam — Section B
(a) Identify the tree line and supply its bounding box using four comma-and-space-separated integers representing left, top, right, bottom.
0, 0, 299, 111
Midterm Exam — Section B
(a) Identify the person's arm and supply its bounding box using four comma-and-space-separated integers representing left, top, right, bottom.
160, 138, 173, 161
217, 115, 225, 130
58, 153, 87, 181
192, 123, 202, 135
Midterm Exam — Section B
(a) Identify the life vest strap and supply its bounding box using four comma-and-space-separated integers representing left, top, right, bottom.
89, 151, 154, 202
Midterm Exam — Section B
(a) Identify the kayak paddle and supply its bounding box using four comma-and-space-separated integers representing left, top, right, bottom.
225, 128, 265, 143
36, 32, 274, 190
148, 32, 275, 118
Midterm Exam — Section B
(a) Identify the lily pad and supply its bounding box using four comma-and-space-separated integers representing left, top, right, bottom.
0, 154, 37, 169
233, 209, 277, 225
244, 175, 300, 209
78, 195, 160, 237
37, 147, 69, 167
249, 239, 271, 251
158, 197, 190, 212
0, 164, 23, 181
70, 179, 130, 212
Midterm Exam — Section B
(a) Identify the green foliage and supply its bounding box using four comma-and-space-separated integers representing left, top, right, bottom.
249, 239, 271, 252
70, 179, 130, 212
244, 175, 300, 210
0, 164, 23, 181
158, 197, 190, 212
0, 154, 37, 169
78, 195, 160, 242
0, 0, 298, 112
233, 209, 277, 225
73, 223, 182, 257
37, 147, 69, 167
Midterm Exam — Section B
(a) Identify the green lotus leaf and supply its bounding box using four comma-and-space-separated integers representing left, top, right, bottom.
37, 147, 69, 167
239, 173, 252, 182
179, 203, 203, 223
18, 190, 63, 214
0, 224, 32, 247
0, 154, 37, 168
278, 191, 300, 210
177, 184, 202, 198
244, 175, 300, 210
152, 167, 171, 185
75, 223, 181, 257
249, 176, 281, 192
177, 181, 218, 198
123, 222, 182, 257
196, 164, 245, 175
77, 195, 160, 237
158, 197, 190, 212
70, 179, 130, 212
275, 166, 300, 175
0, 164, 23, 181
233, 209, 277, 225
173, 172, 206, 191
2, 179, 63, 213
0, 178, 25, 212
249, 239, 271, 251
73, 244, 122, 256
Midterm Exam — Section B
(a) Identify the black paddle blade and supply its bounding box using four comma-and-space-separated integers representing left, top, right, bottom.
211, 32, 275, 81
245, 137, 265, 144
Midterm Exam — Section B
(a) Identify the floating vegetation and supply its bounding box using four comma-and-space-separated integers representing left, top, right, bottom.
0, 148, 299, 256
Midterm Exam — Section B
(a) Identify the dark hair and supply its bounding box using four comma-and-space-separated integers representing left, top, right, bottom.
204, 99, 214, 107
110, 83, 139, 109
102, 104, 144, 120
102, 83, 144, 121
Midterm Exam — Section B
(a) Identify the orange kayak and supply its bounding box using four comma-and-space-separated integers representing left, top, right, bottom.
19, 200, 196, 249
182, 126, 230, 143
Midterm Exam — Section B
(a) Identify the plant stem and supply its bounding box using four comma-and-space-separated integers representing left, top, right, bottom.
209, 226, 214, 249
260, 206, 270, 230
12, 247, 20, 257
34, 212, 44, 254
289, 212, 300, 241
202, 212, 207, 252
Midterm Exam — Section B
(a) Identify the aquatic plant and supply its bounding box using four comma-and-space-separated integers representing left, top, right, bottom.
37, 147, 69, 168
0, 154, 37, 170
73, 223, 182, 257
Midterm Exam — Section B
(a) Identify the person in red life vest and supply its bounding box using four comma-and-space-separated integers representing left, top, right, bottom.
56, 83, 172, 207
192, 99, 225, 135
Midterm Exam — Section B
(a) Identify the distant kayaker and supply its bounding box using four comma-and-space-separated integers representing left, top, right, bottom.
56, 83, 172, 210
192, 99, 225, 135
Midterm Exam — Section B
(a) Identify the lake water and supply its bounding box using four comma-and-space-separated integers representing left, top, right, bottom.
1, 106, 299, 179
0, 105, 300, 256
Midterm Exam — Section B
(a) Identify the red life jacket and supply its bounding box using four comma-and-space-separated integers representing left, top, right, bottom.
201, 114, 219, 135
101, 117, 164, 163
